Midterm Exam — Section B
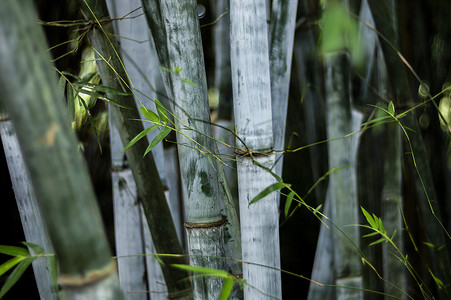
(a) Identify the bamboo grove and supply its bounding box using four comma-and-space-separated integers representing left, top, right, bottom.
1, 0, 451, 299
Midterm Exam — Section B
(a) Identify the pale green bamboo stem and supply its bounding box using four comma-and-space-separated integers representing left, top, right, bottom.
0, 0, 124, 298
80, 1, 192, 298
230, 1, 282, 299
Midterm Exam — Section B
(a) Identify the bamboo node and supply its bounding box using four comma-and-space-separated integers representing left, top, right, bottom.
58, 261, 117, 287
0, 114, 10, 122
234, 148, 274, 158
184, 216, 227, 229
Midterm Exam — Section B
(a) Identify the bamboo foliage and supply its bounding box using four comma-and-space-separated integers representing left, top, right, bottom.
0, 0, 125, 298
140, 1, 242, 298
79, 0, 192, 298
230, 0, 282, 299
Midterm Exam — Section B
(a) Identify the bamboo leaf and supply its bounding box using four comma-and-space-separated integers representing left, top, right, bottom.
181, 78, 196, 86
284, 191, 295, 217
67, 84, 75, 120
140, 107, 159, 123
313, 204, 323, 216
361, 207, 377, 229
369, 237, 386, 246
155, 99, 169, 124
363, 231, 379, 238
0, 246, 29, 257
388, 101, 395, 115
122, 124, 160, 153
250, 182, 288, 205
144, 127, 171, 157
219, 276, 235, 300
58, 75, 66, 96
171, 264, 229, 278
0, 257, 34, 298
423, 242, 436, 248
21, 242, 44, 255
0, 257, 25, 277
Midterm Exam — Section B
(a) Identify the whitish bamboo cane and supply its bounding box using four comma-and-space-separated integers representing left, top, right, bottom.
0, 100, 61, 300
269, 0, 298, 177
230, 1, 282, 299
368, 0, 451, 294
0, 0, 124, 298
324, 50, 363, 298
307, 193, 336, 300
140, 2, 242, 298
80, 1, 192, 299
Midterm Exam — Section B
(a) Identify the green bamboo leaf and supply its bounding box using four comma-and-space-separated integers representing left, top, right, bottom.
155, 99, 169, 124
21, 242, 44, 255
121, 124, 160, 153
181, 78, 196, 86
48, 255, 58, 291
388, 101, 395, 115
369, 237, 386, 246
0, 257, 34, 299
313, 204, 323, 216
363, 231, 379, 238
250, 182, 289, 205
423, 242, 436, 248
361, 207, 377, 229
219, 276, 235, 300
67, 84, 75, 120
144, 127, 172, 157
0, 257, 25, 277
284, 191, 295, 217
172, 264, 229, 277
140, 107, 159, 123
0, 246, 29, 257
58, 75, 66, 96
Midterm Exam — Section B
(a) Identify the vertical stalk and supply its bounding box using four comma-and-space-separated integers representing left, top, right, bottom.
324, 51, 363, 298
140, 1, 242, 298
230, 0, 282, 299
0, 100, 60, 300
0, 0, 124, 298
80, 1, 192, 298
269, 0, 298, 177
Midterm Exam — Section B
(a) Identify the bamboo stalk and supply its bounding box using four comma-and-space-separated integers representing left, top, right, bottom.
0, 0, 125, 298
230, 1, 282, 299
324, 50, 363, 298
80, 1, 192, 298
140, 1, 242, 298
368, 0, 451, 295
0, 100, 61, 300
269, 0, 298, 177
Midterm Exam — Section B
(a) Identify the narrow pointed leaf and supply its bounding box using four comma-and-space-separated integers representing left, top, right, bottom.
313, 204, 323, 215
284, 191, 295, 217
21, 242, 44, 255
388, 101, 395, 115
140, 107, 159, 123
250, 182, 288, 205
155, 99, 169, 124
0, 257, 34, 298
0, 257, 25, 277
77, 89, 128, 109
0, 246, 29, 257
144, 127, 172, 157
369, 237, 386, 246
423, 242, 436, 248
219, 276, 235, 300
121, 124, 160, 153
361, 207, 377, 229
172, 264, 229, 277
363, 231, 380, 238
